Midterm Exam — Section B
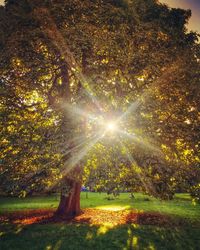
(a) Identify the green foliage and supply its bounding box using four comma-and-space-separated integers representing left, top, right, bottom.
190, 184, 200, 204
0, 0, 199, 201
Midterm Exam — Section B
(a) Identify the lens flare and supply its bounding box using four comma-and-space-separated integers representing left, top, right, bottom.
106, 122, 117, 131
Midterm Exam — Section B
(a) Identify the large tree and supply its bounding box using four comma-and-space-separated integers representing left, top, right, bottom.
0, 0, 199, 217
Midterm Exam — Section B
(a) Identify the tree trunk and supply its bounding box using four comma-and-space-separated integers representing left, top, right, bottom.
55, 166, 82, 218
56, 183, 81, 217
34, 9, 85, 218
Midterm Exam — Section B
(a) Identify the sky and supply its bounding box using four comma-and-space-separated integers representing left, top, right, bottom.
0, 0, 199, 33
159, 0, 200, 33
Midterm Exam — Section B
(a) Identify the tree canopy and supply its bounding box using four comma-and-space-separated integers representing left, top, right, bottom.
0, 0, 199, 208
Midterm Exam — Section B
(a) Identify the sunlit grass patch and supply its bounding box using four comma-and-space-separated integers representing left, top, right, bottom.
95, 205, 131, 211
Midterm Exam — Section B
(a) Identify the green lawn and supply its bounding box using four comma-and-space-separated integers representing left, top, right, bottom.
0, 193, 200, 250
1, 223, 199, 250
0, 192, 199, 221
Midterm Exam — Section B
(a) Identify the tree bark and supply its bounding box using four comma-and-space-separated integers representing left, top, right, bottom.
33, 9, 85, 218
55, 168, 82, 218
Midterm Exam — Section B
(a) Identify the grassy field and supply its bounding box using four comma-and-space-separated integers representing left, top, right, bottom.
0, 193, 200, 250
0, 192, 199, 220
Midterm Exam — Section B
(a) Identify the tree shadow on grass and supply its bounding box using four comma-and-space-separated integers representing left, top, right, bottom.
0, 209, 200, 250
1, 222, 200, 250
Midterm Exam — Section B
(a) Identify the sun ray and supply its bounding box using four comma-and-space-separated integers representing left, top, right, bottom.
117, 99, 142, 123
44, 132, 104, 192
118, 130, 162, 155
61, 132, 104, 175
118, 139, 156, 194
117, 58, 181, 125
60, 133, 98, 158
49, 133, 89, 149
33, 7, 103, 112
41, 133, 97, 172
61, 102, 99, 122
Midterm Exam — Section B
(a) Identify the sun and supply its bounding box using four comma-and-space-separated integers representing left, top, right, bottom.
106, 121, 117, 132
